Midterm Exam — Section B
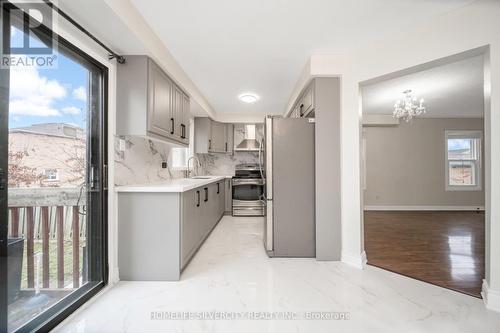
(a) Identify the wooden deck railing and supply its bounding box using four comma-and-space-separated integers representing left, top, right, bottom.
8, 187, 87, 290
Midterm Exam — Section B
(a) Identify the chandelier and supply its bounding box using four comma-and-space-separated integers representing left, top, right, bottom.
393, 89, 426, 122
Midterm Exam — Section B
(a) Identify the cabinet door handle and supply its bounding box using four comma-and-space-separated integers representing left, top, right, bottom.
170, 118, 174, 135
217, 183, 220, 194
204, 187, 208, 202
180, 124, 185, 138
225, 142, 228, 152
299, 104, 304, 117
196, 190, 200, 207
208, 139, 212, 150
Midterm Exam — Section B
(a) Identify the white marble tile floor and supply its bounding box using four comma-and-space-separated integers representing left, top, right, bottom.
54, 216, 500, 333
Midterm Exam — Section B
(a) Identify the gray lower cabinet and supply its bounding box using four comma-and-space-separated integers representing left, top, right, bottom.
202, 186, 212, 236
180, 182, 225, 269
220, 181, 226, 217
118, 192, 181, 281
224, 179, 232, 214
118, 180, 226, 281
181, 189, 201, 266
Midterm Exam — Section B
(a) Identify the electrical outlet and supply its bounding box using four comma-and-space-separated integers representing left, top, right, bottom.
118, 139, 126, 152
161, 162, 167, 169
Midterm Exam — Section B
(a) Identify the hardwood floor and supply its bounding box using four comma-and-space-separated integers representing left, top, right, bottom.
364, 211, 485, 298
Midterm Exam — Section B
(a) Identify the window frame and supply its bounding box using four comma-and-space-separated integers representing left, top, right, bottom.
1, 4, 109, 333
169, 147, 189, 171
445, 130, 482, 192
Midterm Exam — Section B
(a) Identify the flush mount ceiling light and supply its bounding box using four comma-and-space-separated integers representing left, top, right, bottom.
393, 89, 426, 122
238, 93, 260, 104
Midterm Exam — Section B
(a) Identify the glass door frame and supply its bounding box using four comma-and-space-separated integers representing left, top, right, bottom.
1, 3, 109, 332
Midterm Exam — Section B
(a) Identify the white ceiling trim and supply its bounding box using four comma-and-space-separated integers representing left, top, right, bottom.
103, 0, 217, 119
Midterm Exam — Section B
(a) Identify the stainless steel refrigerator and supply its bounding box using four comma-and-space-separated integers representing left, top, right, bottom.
259, 116, 315, 257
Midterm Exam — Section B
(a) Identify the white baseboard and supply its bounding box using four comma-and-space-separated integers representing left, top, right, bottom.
341, 251, 367, 269
482, 280, 500, 313
364, 205, 485, 211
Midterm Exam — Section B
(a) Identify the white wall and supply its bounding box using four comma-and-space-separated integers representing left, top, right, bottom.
103, 0, 217, 119
364, 118, 485, 208
287, 0, 500, 310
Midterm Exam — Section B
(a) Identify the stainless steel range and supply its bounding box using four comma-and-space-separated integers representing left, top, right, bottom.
232, 164, 265, 216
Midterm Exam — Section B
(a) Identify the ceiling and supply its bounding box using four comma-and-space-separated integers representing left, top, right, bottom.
362, 54, 484, 117
59, 0, 147, 55
127, 0, 475, 115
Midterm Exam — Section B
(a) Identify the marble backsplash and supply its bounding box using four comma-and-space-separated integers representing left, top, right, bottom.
114, 135, 259, 185
196, 152, 259, 176
114, 136, 184, 186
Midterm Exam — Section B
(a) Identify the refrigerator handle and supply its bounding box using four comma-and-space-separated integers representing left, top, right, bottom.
258, 138, 268, 200
258, 138, 265, 180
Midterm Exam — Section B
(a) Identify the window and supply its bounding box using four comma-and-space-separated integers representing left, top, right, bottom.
445, 130, 482, 191
43, 169, 58, 181
170, 147, 189, 170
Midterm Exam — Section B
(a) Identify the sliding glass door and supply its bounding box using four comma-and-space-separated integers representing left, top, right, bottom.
1, 3, 108, 332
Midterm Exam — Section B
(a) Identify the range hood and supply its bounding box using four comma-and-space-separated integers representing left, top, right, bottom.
234, 124, 261, 151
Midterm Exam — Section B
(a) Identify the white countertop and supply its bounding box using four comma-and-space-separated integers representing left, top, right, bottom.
115, 175, 232, 193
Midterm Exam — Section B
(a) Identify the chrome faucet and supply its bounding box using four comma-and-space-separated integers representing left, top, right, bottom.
186, 155, 202, 178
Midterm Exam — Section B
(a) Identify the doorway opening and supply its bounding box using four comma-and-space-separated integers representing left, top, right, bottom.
360, 48, 488, 298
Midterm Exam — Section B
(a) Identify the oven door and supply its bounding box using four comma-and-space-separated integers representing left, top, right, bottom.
232, 179, 265, 216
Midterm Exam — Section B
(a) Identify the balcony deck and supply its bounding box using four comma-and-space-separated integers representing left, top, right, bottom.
7, 187, 87, 332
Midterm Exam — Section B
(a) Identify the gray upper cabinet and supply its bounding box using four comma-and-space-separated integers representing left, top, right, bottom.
172, 85, 183, 140
300, 83, 314, 117
181, 94, 190, 144
117, 55, 190, 146
225, 124, 234, 154
172, 85, 190, 144
194, 118, 234, 154
148, 61, 174, 137
288, 80, 315, 118
211, 121, 226, 153
194, 117, 211, 153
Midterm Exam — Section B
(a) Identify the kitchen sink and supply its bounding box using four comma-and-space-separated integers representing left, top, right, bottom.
190, 176, 213, 179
